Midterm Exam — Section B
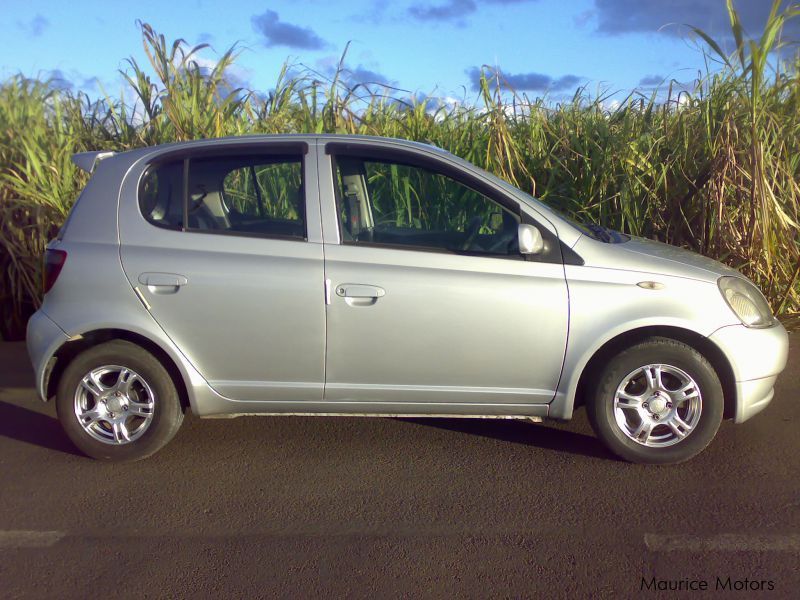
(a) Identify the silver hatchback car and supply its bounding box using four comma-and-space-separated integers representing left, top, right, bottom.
27, 135, 788, 464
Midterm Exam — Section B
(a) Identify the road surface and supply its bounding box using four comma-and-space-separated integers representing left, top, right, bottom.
0, 336, 797, 598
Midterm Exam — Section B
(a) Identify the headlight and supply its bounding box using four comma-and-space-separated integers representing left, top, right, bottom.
718, 276, 775, 328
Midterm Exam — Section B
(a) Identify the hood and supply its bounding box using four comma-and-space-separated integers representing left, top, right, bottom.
574, 235, 741, 283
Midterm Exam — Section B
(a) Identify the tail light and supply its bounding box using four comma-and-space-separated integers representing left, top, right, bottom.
43, 249, 67, 294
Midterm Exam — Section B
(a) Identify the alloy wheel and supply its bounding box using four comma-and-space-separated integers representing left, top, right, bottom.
73, 365, 155, 445
612, 364, 702, 447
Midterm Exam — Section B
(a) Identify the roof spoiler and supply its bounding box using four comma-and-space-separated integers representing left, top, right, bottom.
72, 151, 116, 173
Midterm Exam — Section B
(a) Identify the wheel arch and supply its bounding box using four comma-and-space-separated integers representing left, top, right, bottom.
46, 328, 192, 413
572, 325, 737, 420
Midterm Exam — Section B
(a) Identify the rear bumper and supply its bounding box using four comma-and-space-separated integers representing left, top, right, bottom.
26, 310, 69, 401
708, 322, 789, 423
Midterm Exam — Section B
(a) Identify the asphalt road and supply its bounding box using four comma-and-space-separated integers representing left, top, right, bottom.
0, 336, 798, 599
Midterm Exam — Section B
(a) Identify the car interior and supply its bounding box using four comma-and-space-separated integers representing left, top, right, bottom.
139, 152, 521, 254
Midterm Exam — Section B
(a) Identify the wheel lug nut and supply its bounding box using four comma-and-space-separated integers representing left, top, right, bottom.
642, 402, 648, 409
666, 402, 672, 408
653, 414, 659, 420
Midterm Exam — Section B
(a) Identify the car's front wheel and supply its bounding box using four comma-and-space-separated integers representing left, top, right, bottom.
586, 337, 723, 464
56, 340, 184, 461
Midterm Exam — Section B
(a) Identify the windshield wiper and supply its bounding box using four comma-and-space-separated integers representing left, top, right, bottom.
585, 223, 613, 243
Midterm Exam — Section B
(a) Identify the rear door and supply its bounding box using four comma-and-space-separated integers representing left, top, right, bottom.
119, 141, 326, 403
318, 142, 569, 410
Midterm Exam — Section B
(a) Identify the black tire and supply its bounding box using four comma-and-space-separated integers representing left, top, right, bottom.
56, 340, 184, 461
586, 337, 723, 465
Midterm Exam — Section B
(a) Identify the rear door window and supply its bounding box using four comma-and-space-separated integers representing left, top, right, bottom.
218, 161, 304, 237
138, 154, 305, 240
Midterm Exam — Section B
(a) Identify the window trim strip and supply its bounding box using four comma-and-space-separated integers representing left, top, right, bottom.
181, 157, 189, 231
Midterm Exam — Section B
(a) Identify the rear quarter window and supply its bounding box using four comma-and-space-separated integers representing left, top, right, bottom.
139, 161, 184, 230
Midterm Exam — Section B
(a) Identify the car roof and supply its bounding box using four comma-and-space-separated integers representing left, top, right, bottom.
74, 134, 453, 174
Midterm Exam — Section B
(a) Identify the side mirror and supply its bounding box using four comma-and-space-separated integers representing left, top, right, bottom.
518, 223, 544, 255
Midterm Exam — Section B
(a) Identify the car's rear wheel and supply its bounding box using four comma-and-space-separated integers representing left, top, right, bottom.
586, 337, 723, 464
56, 340, 183, 461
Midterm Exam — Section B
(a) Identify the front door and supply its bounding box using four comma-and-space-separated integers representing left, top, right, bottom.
320, 145, 569, 409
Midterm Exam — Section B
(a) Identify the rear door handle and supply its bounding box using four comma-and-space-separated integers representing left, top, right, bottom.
138, 272, 188, 294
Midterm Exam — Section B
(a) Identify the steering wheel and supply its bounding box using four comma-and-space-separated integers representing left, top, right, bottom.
461, 216, 482, 251
487, 228, 516, 254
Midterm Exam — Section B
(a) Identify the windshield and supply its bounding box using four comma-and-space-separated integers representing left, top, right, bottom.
491, 177, 630, 244
441, 152, 630, 245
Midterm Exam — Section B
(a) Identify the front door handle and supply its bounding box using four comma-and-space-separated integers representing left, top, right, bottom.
336, 284, 385, 299
335, 284, 385, 306
138, 272, 188, 294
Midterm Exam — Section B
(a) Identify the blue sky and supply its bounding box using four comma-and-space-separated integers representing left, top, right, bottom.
2, 1, 797, 104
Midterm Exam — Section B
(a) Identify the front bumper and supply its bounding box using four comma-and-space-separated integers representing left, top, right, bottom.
26, 310, 69, 401
709, 322, 789, 423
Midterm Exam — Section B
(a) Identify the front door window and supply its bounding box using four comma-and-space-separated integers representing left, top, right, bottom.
335, 157, 520, 256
